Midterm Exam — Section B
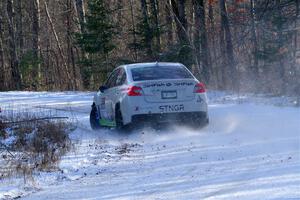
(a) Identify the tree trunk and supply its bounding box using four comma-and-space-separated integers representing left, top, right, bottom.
67, 0, 76, 90
165, 0, 174, 46
116, 0, 123, 31
5, 0, 21, 90
296, 0, 300, 105
192, 0, 201, 77
45, 20, 51, 90
219, 0, 237, 90
73, 0, 85, 89
250, 0, 259, 77
194, 0, 210, 84
16, 0, 24, 59
219, 21, 226, 89
177, 0, 188, 42
150, 0, 161, 54
0, 13, 5, 90
171, 0, 188, 45
74, 0, 85, 34
129, 0, 138, 61
294, 0, 299, 62
44, 0, 72, 89
140, 0, 153, 58
275, 0, 286, 94
208, 2, 218, 86
170, 0, 197, 70
32, 0, 40, 89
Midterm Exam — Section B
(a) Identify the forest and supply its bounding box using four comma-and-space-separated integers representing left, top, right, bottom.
0, 0, 299, 95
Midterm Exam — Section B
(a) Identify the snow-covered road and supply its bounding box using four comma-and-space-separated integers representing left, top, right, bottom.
0, 92, 299, 200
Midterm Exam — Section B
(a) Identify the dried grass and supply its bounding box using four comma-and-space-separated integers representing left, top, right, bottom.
0, 108, 73, 182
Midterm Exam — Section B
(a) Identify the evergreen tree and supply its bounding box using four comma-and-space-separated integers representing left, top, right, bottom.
130, 0, 161, 61
77, 0, 115, 88
129, 0, 154, 61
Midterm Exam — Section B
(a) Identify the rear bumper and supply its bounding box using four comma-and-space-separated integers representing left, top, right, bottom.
121, 93, 208, 125
131, 111, 208, 125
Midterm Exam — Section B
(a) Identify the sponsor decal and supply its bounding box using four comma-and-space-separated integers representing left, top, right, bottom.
159, 104, 184, 112
100, 97, 105, 109
174, 82, 193, 86
143, 82, 193, 88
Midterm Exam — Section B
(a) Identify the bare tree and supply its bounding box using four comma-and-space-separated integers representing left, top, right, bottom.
5, 0, 21, 90
219, 0, 237, 90
275, 0, 286, 94
250, 0, 259, 77
16, 0, 24, 59
165, 0, 174, 46
294, 0, 299, 63
0, 12, 5, 90
171, 0, 188, 44
208, 1, 218, 85
67, 0, 78, 89
32, 0, 41, 89
194, 0, 211, 83
193, 0, 201, 70
150, 0, 161, 53
44, 0, 72, 89
74, 0, 85, 34
140, 0, 153, 58
296, 0, 300, 105
129, 0, 138, 61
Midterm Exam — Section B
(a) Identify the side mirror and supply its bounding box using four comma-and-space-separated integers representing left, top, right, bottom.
99, 85, 108, 93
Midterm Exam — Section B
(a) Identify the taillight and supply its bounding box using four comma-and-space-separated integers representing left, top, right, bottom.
127, 86, 143, 96
194, 82, 206, 93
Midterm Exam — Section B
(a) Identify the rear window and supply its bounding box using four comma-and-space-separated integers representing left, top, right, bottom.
131, 66, 193, 81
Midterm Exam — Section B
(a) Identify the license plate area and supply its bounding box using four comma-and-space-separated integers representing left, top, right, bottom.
161, 90, 177, 99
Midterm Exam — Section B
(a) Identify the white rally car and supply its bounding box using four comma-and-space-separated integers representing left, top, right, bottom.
90, 62, 208, 130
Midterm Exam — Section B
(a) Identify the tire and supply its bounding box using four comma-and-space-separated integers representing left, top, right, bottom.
115, 104, 124, 129
90, 104, 101, 130
190, 113, 209, 129
205, 117, 209, 125
115, 104, 131, 132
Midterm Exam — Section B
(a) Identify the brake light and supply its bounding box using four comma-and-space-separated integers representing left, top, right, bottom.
194, 82, 206, 93
127, 86, 143, 96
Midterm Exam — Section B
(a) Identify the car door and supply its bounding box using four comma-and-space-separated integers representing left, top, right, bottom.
99, 69, 119, 126
112, 67, 127, 104
108, 68, 128, 121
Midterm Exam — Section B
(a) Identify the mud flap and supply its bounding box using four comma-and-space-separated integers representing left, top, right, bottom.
99, 119, 116, 127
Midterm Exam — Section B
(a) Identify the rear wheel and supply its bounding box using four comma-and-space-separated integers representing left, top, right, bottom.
115, 104, 124, 129
190, 113, 209, 129
115, 104, 131, 132
90, 104, 101, 130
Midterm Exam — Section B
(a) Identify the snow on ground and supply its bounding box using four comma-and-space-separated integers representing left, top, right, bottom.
0, 91, 299, 200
